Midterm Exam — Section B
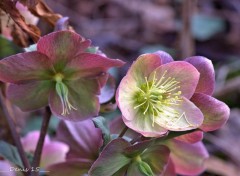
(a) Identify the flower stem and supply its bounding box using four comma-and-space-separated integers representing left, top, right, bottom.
130, 135, 142, 144
118, 126, 128, 138
31, 107, 51, 176
0, 94, 31, 176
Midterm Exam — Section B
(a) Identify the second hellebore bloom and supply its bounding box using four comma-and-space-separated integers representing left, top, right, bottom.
117, 51, 229, 137
0, 30, 124, 121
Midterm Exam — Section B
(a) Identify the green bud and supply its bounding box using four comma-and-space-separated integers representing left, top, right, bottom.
138, 161, 154, 176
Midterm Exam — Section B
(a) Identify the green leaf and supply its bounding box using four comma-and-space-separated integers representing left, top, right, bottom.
138, 161, 154, 176
0, 141, 23, 168
89, 139, 131, 176
92, 116, 111, 149
0, 36, 23, 59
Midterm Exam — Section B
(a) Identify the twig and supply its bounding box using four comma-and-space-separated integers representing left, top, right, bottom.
118, 126, 128, 138
0, 93, 31, 176
31, 107, 51, 176
179, 0, 196, 58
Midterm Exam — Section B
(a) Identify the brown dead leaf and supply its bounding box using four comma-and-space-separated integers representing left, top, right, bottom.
0, 0, 40, 42
29, 0, 62, 27
11, 24, 28, 47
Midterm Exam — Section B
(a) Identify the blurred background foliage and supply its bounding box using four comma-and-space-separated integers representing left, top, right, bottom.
1, 0, 240, 175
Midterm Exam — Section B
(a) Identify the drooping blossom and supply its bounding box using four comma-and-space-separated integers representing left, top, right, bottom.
0, 30, 125, 121
21, 131, 69, 168
116, 51, 229, 137
45, 119, 103, 176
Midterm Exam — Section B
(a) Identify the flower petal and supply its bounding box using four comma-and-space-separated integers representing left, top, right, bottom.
122, 112, 168, 137
49, 78, 100, 121
56, 120, 102, 161
175, 131, 203, 144
41, 141, 69, 168
46, 159, 92, 176
21, 131, 50, 153
166, 140, 209, 175
89, 139, 131, 176
99, 75, 116, 104
153, 50, 174, 64
116, 75, 138, 121
0, 51, 53, 84
37, 31, 91, 70
7, 81, 52, 111
128, 53, 162, 84
67, 53, 125, 79
185, 56, 215, 95
150, 61, 200, 99
191, 93, 230, 132
0, 160, 16, 176
162, 159, 176, 176
154, 97, 204, 131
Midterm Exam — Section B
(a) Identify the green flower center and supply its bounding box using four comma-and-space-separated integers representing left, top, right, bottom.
54, 73, 77, 116
133, 71, 183, 126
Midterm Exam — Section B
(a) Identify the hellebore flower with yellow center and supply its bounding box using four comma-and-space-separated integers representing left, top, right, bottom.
0, 30, 125, 121
117, 51, 229, 137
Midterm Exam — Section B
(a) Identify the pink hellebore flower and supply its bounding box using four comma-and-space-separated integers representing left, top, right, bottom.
117, 51, 229, 137
0, 30, 124, 121
21, 131, 69, 168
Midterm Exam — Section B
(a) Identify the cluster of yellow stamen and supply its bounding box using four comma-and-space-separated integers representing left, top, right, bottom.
133, 70, 189, 127
54, 73, 77, 116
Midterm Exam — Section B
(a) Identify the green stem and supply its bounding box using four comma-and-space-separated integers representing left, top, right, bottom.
31, 107, 51, 176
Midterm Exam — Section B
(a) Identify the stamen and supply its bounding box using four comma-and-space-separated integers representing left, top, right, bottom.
133, 70, 183, 126
55, 78, 77, 116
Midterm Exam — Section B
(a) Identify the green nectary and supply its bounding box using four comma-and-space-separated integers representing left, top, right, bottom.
133, 71, 183, 126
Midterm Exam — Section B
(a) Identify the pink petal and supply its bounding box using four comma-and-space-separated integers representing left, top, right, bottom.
162, 159, 176, 176
153, 50, 174, 64
0, 51, 53, 84
150, 61, 200, 99
21, 131, 50, 153
67, 53, 125, 79
175, 131, 203, 144
122, 113, 168, 137
99, 75, 116, 104
41, 141, 69, 168
116, 75, 138, 121
154, 97, 204, 131
56, 120, 103, 161
191, 93, 230, 132
185, 56, 215, 95
0, 161, 16, 176
37, 31, 91, 68
127, 53, 162, 84
49, 78, 100, 121
167, 140, 209, 175
7, 81, 52, 111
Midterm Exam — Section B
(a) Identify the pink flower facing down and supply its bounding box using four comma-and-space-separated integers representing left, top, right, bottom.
0, 30, 124, 121
117, 51, 229, 137
21, 131, 69, 168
